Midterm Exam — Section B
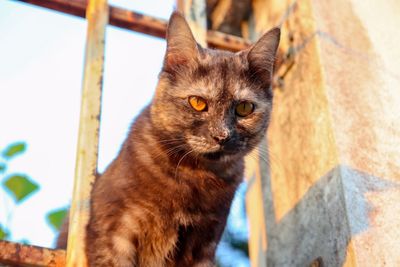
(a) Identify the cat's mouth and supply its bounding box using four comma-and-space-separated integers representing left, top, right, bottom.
186, 136, 241, 160
201, 146, 240, 161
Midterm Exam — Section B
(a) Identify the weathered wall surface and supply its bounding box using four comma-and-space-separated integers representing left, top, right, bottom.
311, 1, 400, 265
246, 0, 400, 266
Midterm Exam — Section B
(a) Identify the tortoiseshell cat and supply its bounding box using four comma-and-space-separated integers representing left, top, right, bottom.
58, 11, 280, 267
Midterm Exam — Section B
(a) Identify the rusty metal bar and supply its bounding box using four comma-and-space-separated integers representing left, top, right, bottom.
13, 0, 251, 51
244, 1, 292, 267
0, 240, 65, 267
244, 140, 269, 267
243, 1, 286, 266
66, 0, 108, 266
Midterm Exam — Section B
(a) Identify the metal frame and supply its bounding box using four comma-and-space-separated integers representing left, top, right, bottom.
15, 0, 251, 51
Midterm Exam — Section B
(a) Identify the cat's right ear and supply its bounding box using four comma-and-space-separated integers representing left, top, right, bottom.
163, 12, 200, 71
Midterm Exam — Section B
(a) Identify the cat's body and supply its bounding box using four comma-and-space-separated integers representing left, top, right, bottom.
58, 12, 280, 267
86, 105, 242, 267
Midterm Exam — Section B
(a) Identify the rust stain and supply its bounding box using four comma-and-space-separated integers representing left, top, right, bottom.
132, 12, 143, 20
0, 240, 66, 266
16, 0, 250, 51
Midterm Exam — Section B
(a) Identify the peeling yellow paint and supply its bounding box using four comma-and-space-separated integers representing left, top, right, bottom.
66, 0, 108, 266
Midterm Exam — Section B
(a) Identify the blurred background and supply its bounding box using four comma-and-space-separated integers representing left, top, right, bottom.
0, 1, 250, 266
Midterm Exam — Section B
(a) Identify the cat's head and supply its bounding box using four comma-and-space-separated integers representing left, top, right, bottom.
151, 12, 280, 162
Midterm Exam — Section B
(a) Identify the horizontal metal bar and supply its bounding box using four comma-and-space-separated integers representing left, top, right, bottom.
13, 0, 251, 51
0, 240, 65, 267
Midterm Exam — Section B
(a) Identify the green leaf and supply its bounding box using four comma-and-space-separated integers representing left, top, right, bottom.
0, 163, 6, 173
3, 174, 39, 203
47, 208, 67, 231
2, 142, 26, 159
0, 225, 9, 239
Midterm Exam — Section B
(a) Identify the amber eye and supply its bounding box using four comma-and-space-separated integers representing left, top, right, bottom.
189, 96, 207, 111
235, 101, 254, 117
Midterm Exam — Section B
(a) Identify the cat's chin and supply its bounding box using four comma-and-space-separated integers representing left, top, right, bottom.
202, 151, 224, 160
201, 150, 240, 162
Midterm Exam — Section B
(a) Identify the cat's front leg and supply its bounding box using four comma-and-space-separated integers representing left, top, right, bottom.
86, 226, 138, 267
192, 259, 216, 267
190, 240, 218, 267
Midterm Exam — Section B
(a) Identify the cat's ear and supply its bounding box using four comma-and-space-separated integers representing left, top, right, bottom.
247, 27, 281, 84
164, 12, 200, 71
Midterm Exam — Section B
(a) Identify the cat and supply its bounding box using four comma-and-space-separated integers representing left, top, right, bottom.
57, 11, 280, 267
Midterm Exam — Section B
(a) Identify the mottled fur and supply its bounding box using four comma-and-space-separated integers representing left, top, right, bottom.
58, 12, 280, 267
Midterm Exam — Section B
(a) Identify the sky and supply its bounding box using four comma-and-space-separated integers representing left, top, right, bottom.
0, 1, 249, 266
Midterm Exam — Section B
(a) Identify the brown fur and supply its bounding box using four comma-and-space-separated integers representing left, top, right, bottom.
57, 12, 280, 267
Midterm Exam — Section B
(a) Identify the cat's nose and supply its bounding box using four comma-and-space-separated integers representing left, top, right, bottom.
211, 132, 230, 145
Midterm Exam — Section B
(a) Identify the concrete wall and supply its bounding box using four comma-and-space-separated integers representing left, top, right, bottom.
246, 0, 400, 266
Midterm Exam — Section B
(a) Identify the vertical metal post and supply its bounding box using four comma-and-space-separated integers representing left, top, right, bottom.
176, 0, 207, 47
66, 0, 108, 266
244, 1, 288, 266
245, 141, 269, 267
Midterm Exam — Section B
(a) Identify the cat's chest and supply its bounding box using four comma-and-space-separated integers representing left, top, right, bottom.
170, 177, 237, 225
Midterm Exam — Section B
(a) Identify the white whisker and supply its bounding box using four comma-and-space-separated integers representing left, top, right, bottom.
174, 150, 194, 180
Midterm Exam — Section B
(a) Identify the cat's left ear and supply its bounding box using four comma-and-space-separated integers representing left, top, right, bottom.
247, 27, 281, 84
163, 12, 201, 71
